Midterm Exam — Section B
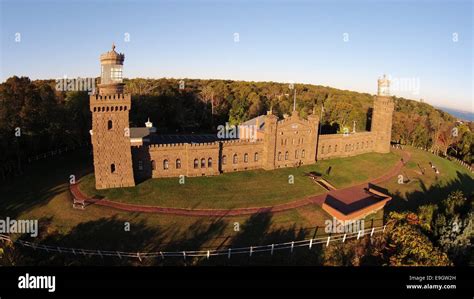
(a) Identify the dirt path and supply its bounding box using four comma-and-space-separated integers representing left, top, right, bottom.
70, 150, 411, 217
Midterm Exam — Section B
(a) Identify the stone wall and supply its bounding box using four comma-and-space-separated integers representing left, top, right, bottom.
273, 113, 319, 168
221, 139, 264, 173
371, 95, 394, 153
317, 132, 376, 160
90, 93, 135, 189
132, 139, 265, 179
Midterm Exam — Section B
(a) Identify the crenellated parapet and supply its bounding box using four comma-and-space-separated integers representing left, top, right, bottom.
149, 143, 187, 150
90, 93, 131, 113
221, 139, 263, 146
319, 131, 373, 141
91, 93, 130, 101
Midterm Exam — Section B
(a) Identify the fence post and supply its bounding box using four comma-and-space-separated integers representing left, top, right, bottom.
326, 236, 330, 247
271, 244, 274, 255
290, 241, 294, 253
227, 248, 231, 259
249, 246, 253, 257
309, 239, 313, 249
342, 233, 347, 243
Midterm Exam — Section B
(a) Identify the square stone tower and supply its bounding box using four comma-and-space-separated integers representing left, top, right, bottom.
262, 110, 278, 170
89, 44, 135, 189
372, 75, 395, 154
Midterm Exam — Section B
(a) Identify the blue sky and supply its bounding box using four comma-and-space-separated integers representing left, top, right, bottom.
1, 0, 472, 111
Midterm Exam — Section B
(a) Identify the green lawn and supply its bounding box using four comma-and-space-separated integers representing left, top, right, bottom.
79, 151, 400, 209
1, 146, 471, 265
380, 146, 474, 212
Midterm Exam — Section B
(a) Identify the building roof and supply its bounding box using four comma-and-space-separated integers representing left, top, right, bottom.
241, 115, 266, 130
147, 134, 228, 144
129, 128, 236, 145
130, 127, 151, 139
324, 185, 390, 216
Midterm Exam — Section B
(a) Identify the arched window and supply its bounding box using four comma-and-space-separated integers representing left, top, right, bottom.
244, 153, 248, 163
201, 158, 206, 168
335, 145, 338, 152
208, 158, 212, 168
107, 120, 113, 130
194, 159, 199, 169
328, 145, 332, 153
278, 152, 282, 161
301, 149, 305, 158
295, 150, 298, 159
176, 159, 181, 169
111, 164, 115, 173
163, 159, 169, 170
151, 160, 156, 170
233, 154, 238, 164
254, 152, 258, 162
222, 155, 227, 165
322, 146, 325, 154
285, 151, 289, 160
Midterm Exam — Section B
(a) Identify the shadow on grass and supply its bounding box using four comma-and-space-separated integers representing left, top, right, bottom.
198, 212, 323, 266
385, 171, 474, 214
10, 211, 325, 266
0, 149, 93, 219
12, 215, 229, 266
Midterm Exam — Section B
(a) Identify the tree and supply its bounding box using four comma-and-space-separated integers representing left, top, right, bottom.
384, 212, 452, 266
432, 191, 473, 265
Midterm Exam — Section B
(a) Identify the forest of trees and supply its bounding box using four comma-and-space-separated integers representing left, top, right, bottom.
0, 76, 472, 179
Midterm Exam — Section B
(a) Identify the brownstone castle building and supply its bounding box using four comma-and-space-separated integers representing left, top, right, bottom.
90, 46, 394, 189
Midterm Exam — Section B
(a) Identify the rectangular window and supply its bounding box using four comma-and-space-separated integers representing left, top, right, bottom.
111, 67, 123, 82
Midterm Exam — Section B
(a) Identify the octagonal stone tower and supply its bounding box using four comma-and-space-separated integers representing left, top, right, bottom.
89, 44, 135, 189
372, 75, 394, 154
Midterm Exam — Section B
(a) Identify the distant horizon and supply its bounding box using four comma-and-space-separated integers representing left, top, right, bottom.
3, 73, 473, 114
1, 0, 472, 111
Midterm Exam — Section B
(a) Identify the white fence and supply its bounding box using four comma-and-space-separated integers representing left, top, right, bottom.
0, 225, 386, 261
392, 144, 473, 173
26, 142, 91, 163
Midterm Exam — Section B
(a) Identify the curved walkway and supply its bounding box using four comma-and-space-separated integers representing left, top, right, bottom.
70, 150, 411, 217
